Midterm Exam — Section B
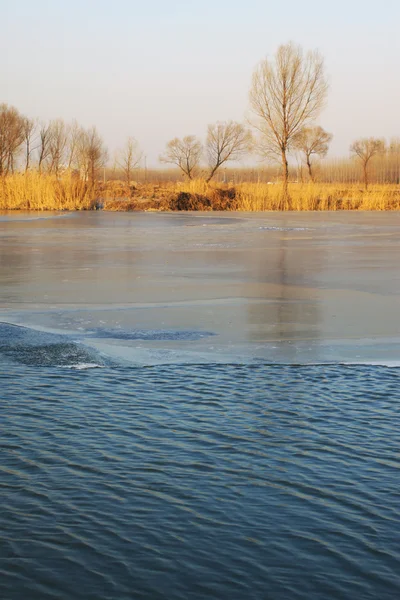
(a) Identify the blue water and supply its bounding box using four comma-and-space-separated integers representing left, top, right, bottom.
1, 361, 400, 599
2, 211, 400, 598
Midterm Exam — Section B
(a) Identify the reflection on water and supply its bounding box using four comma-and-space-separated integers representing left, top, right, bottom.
247, 223, 322, 353
1, 211, 400, 363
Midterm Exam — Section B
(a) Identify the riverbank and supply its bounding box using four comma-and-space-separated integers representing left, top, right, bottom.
1, 173, 400, 211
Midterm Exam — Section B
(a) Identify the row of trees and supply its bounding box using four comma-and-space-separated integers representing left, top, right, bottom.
1, 42, 399, 191
0, 103, 147, 187
0, 106, 108, 184
159, 43, 330, 199
160, 122, 252, 183
160, 43, 398, 191
160, 123, 333, 184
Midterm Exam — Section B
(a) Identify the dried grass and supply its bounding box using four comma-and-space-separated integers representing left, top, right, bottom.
1, 174, 399, 212
0, 173, 95, 210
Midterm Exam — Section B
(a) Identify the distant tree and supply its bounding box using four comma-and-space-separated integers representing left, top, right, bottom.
77, 127, 108, 185
160, 135, 203, 179
48, 119, 68, 175
388, 137, 400, 184
293, 125, 332, 181
206, 121, 252, 182
389, 137, 400, 154
22, 117, 37, 172
350, 137, 385, 189
250, 42, 328, 204
0, 104, 25, 175
116, 137, 143, 187
37, 122, 52, 173
66, 120, 83, 170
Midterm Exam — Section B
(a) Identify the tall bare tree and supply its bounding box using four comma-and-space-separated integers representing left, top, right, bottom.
49, 119, 68, 175
48, 119, 68, 175
22, 117, 37, 172
77, 127, 108, 185
0, 104, 25, 175
160, 135, 203, 179
350, 137, 385, 189
293, 125, 332, 181
249, 42, 328, 203
206, 121, 252, 182
66, 120, 82, 170
37, 122, 52, 173
116, 137, 143, 187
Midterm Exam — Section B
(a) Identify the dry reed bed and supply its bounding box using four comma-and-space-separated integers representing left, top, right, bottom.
179, 180, 400, 211
0, 173, 95, 211
1, 174, 400, 211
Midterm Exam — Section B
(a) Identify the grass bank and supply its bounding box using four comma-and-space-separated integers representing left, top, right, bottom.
103, 180, 400, 211
1, 174, 400, 211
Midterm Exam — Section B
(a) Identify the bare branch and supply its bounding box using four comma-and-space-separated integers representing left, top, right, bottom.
160, 136, 203, 179
0, 104, 25, 175
22, 117, 37, 172
37, 122, 52, 174
206, 121, 252, 182
249, 42, 328, 199
116, 137, 143, 186
350, 137, 385, 189
77, 126, 108, 185
293, 125, 332, 181
48, 119, 68, 175
66, 120, 82, 170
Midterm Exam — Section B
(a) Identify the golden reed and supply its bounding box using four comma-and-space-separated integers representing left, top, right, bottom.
1, 174, 400, 211
178, 180, 400, 211
0, 173, 95, 211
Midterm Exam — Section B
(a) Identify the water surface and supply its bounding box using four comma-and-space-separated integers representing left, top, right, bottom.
1, 363, 400, 600
1, 210, 400, 364
1, 211, 400, 599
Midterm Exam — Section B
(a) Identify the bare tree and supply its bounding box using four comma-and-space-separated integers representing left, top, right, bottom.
22, 117, 37, 172
206, 121, 252, 182
0, 104, 25, 175
77, 127, 108, 185
350, 137, 385, 189
388, 137, 400, 184
160, 135, 203, 179
37, 122, 52, 173
48, 119, 68, 175
116, 137, 143, 187
66, 120, 82, 170
249, 42, 328, 203
76, 130, 90, 181
293, 125, 332, 181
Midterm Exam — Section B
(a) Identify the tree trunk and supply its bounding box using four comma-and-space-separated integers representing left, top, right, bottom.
363, 163, 368, 190
91, 161, 95, 186
25, 141, 30, 172
280, 150, 289, 209
307, 156, 314, 182
206, 165, 219, 183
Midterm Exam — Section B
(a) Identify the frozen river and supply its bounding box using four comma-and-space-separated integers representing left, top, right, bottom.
1, 210, 400, 365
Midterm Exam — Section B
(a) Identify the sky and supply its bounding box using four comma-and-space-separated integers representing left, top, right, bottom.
2, 0, 399, 166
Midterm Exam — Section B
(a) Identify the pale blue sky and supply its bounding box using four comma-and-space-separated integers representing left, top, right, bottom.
2, 0, 399, 165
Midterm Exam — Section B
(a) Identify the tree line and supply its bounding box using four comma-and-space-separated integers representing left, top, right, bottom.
1, 42, 399, 193
0, 110, 109, 184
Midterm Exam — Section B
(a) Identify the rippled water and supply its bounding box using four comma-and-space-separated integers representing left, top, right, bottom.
1, 363, 400, 600
1, 211, 400, 598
